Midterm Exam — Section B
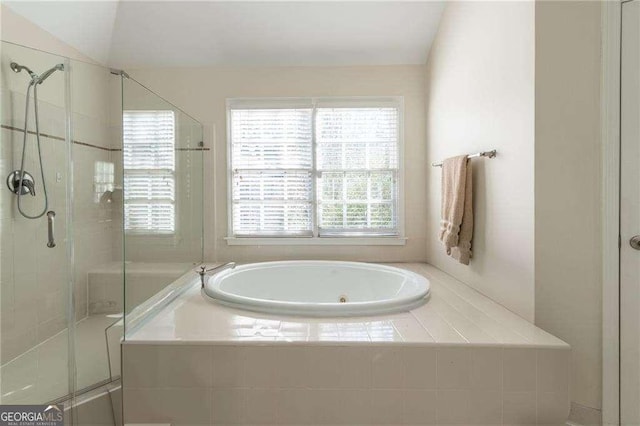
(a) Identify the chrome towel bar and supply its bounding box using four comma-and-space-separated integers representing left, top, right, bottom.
432, 149, 497, 167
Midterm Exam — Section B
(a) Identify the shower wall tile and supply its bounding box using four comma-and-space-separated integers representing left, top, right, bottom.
87, 268, 184, 315
0, 129, 16, 221
0, 86, 72, 366
36, 315, 67, 343
1, 81, 118, 374
73, 138, 116, 321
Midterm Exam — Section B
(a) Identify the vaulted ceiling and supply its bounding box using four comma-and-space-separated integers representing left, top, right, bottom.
4, 1, 445, 68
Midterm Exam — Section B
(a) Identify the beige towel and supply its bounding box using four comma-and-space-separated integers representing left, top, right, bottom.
438, 155, 473, 265
450, 161, 473, 264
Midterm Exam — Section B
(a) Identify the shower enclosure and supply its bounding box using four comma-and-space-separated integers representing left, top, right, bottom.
0, 41, 203, 423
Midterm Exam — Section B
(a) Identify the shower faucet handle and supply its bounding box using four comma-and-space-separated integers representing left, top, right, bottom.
6, 170, 36, 196
21, 179, 36, 196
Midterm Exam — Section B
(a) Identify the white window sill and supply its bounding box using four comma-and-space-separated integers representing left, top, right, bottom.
225, 237, 407, 246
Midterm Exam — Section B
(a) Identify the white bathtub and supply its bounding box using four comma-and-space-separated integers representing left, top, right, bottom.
201, 261, 430, 316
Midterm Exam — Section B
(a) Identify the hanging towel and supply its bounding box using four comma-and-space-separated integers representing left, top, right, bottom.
438, 155, 473, 264
450, 161, 473, 264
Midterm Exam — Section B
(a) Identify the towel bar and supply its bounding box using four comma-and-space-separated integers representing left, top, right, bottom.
431, 150, 497, 167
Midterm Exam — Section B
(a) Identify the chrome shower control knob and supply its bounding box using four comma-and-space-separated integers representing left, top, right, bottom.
6, 170, 36, 196
631, 235, 640, 251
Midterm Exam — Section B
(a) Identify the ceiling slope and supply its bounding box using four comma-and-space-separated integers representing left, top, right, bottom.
4, 1, 445, 68
3, 1, 119, 65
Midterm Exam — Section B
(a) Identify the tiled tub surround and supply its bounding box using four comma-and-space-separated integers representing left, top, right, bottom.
88, 262, 193, 314
123, 263, 570, 425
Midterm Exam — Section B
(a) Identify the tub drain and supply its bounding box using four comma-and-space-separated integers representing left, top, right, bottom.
339, 295, 348, 303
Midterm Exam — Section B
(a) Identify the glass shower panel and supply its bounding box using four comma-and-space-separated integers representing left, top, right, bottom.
0, 42, 72, 404
176, 110, 204, 263
121, 78, 203, 334
68, 59, 123, 393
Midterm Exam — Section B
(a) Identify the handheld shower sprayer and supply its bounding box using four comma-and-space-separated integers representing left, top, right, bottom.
6, 61, 65, 235
37, 63, 64, 84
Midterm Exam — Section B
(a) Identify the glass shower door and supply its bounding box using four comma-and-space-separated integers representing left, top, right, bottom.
121, 77, 204, 335
68, 59, 124, 398
0, 42, 72, 404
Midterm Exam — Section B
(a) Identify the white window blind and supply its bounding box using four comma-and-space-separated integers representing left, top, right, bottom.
123, 110, 176, 234
231, 108, 313, 236
317, 107, 399, 235
228, 99, 401, 238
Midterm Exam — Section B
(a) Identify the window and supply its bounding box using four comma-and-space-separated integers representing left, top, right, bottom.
228, 98, 402, 240
123, 110, 176, 235
93, 161, 114, 204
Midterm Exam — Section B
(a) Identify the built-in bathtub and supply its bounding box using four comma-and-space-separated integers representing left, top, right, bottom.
202, 261, 430, 316
122, 262, 571, 425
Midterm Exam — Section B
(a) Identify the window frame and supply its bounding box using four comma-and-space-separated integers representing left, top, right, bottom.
123, 109, 178, 237
226, 97, 405, 246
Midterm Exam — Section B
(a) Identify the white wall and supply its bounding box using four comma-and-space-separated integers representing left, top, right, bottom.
0, 4, 96, 64
423, 1, 536, 321
534, 0, 603, 416
128, 65, 428, 263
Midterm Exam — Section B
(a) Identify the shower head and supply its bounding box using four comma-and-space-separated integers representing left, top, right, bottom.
35, 63, 64, 84
10, 62, 64, 84
10, 62, 37, 79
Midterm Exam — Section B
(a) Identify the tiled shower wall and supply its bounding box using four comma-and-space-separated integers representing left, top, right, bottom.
0, 89, 69, 363
0, 54, 120, 364
70, 61, 122, 318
